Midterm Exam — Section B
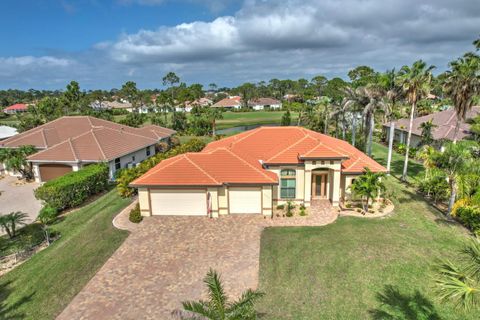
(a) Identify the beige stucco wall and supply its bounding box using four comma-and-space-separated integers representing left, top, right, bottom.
342, 174, 360, 200
268, 165, 305, 206
218, 186, 229, 215
139, 188, 151, 216
207, 187, 219, 218
262, 185, 273, 216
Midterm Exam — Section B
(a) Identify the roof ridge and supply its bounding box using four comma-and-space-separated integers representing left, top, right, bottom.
40, 128, 48, 148
223, 148, 277, 182
265, 135, 310, 162
0, 116, 66, 146
184, 154, 220, 184
90, 129, 107, 160
67, 138, 79, 162
97, 125, 158, 142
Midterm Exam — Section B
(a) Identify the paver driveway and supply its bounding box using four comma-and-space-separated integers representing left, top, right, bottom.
58, 201, 336, 320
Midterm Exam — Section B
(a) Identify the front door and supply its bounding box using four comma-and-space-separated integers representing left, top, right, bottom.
313, 173, 328, 198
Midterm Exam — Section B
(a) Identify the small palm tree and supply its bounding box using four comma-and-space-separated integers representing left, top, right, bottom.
350, 168, 386, 212
419, 120, 437, 146
0, 211, 29, 239
396, 60, 435, 181
173, 269, 264, 320
434, 237, 480, 310
37, 206, 57, 245
206, 107, 224, 137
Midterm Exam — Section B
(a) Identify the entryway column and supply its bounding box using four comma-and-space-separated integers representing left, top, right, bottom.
304, 170, 312, 207
331, 169, 341, 207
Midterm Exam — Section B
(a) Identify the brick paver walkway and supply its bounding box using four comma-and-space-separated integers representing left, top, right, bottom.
58, 201, 337, 320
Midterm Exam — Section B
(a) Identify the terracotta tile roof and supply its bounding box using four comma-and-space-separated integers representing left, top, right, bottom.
3, 103, 28, 112
0, 116, 175, 163
132, 126, 386, 187
384, 106, 480, 141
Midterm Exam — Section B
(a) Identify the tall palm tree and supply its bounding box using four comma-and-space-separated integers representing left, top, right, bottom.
362, 85, 387, 156
419, 120, 437, 146
434, 237, 480, 310
443, 54, 480, 143
173, 269, 264, 320
339, 86, 368, 144
396, 60, 435, 182
206, 107, 224, 137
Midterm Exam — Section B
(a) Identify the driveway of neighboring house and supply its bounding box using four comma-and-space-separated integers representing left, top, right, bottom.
58, 201, 337, 320
0, 175, 41, 227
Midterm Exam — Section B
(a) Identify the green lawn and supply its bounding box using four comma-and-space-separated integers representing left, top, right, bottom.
114, 111, 298, 130
0, 190, 131, 319
258, 177, 473, 319
371, 142, 425, 183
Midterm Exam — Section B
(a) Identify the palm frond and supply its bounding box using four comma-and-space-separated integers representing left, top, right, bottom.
227, 289, 265, 319
204, 269, 227, 318
461, 238, 480, 280
172, 300, 212, 320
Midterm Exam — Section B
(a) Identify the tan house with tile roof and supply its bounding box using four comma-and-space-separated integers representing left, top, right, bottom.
383, 106, 480, 147
131, 127, 386, 217
0, 116, 175, 182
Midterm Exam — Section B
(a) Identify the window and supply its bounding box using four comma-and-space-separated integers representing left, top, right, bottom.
132, 155, 136, 162
146, 146, 151, 157
115, 158, 121, 170
280, 169, 296, 199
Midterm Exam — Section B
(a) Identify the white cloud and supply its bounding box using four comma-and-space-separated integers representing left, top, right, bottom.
0, 56, 72, 68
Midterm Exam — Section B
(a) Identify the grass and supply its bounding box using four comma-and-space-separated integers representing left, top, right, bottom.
114, 111, 298, 130
371, 141, 425, 183
258, 177, 474, 319
0, 224, 44, 258
0, 190, 131, 319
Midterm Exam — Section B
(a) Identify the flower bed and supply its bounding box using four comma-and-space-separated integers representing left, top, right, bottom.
340, 198, 395, 218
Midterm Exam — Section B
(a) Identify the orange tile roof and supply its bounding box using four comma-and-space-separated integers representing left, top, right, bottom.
0, 116, 175, 163
132, 126, 386, 187
3, 103, 28, 111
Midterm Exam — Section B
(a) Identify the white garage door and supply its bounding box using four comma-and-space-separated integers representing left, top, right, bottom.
150, 189, 207, 216
229, 187, 262, 214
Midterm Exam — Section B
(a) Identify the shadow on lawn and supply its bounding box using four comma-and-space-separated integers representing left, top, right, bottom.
0, 280, 34, 320
369, 285, 442, 320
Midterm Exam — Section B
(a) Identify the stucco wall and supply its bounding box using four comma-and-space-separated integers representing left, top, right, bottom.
218, 186, 229, 215
108, 145, 156, 179
139, 188, 151, 216
262, 185, 273, 216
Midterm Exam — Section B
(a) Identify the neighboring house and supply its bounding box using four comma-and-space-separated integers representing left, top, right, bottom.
3, 103, 29, 114
103, 101, 134, 112
131, 126, 385, 217
383, 106, 480, 148
0, 116, 175, 182
211, 96, 242, 110
176, 98, 213, 112
248, 98, 282, 110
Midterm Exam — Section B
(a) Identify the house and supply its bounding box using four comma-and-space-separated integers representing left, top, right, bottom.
3, 103, 29, 114
248, 98, 282, 110
211, 96, 242, 110
131, 127, 385, 217
175, 98, 213, 112
0, 116, 175, 182
383, 106, 480, 148
103, 101, 134, 112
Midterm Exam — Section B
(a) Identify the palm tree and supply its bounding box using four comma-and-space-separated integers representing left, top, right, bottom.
362, 85, 387, 156
419, 120, 437, 146
172, 269, 264, 320
37, 207, 57, 245
434, 237, 480, 310
0, 211, 29, 239
417, 145, 437, 179
396, 60, 435, 181
350, 167, 386, 212
206, 107, 224, 137
431, 141, 475, 215
443, 54, 480, 143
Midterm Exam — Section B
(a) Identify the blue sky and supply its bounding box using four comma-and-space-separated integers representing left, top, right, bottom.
0, 0, 479, 90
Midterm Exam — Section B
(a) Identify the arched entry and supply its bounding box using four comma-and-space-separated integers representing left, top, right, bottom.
312, 169, 330, 199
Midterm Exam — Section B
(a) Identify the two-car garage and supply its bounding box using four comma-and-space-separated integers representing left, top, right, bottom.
148, 187, 263, 216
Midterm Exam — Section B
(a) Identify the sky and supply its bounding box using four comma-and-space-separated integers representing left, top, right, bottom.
0, 0, 479, 90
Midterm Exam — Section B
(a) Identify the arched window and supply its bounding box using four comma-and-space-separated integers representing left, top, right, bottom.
280, 169, 296, 198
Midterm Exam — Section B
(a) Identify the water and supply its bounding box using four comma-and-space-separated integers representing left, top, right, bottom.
216, 123, 281, 135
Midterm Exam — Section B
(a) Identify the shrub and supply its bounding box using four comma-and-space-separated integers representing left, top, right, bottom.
34, 163, 109, 211
299, 207, 307, 216
276, 204, 284, 210
286, 201, 295, 217
454, 206, 480, 233
39, 205, 58, 218
129, 203, 143, 223
417, 171, 450, 203
116, 138, 206, 198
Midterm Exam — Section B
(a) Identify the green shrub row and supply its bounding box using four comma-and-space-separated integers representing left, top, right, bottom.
116, 138, 206, 198
34, 163, 109, 211
454, 205, 480, 235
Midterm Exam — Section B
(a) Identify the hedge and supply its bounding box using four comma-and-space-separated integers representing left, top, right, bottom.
116, 138, 206, 198
35, 163, 109, 211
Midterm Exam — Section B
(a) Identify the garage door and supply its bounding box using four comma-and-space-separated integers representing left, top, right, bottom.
150, 189, 207, 216
39, 164, 73, 182
229, 187, 262, 214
